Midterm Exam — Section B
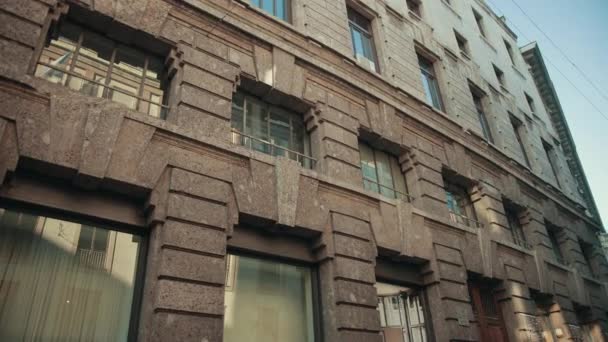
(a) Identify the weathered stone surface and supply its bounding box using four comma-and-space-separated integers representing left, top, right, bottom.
139, 0, 171, 35
167, 193, 228, 229
275, 157, 300, 227
0, 12, 42, 48
180, 84, 232, 118
156, 279, 224, 315
182, 45, 239, 81
162, 220, 227, 255
159, 247, 226, 285
151, 313, 223, 342
106, 119, 156, 182
170, 168, 231, 204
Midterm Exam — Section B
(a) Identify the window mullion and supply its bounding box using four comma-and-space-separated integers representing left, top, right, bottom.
102, 46, 117, 99
64, 30, 85, 87
136, 57, 149, 111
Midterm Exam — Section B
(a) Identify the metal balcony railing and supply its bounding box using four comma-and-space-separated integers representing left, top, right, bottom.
512, 237, 533, 250
448, 210, 483, 228
36, 62, 169, 119
231, 129, 316, 169
362, 177, 414, 202
76, 249, 106, 270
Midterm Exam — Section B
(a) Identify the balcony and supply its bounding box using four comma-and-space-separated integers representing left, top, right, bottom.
231, 129, 316, 169
76, 249, 106, 270
448, 210, 483, 228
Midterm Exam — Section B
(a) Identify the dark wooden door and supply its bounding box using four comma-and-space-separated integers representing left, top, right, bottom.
469, 282, 508, 342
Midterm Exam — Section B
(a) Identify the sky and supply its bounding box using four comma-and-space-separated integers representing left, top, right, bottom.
485, 0, 608, 227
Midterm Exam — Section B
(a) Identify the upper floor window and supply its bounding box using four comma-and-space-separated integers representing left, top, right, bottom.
454, 30, 470, 58
251, 0, 290, 22
407, 0, 422, 18
348, 6, 379, 72
444, 180, 480, 228
542, 140, 561, 188
546, 223, 565, 264
376, 282, 429, 342
524, 92, 536, 114
0, 207, 143, 340
417, 54, 444, 111
473, 9, 487, 38
35, 10, 171, 119
578, 239, 596, 277
493, 64, 506, 90
231, 91, 313, 168
504, 39, 516, 65
504, 205, 528, 248
224, 254, 315, 342
359, 143, 409, 200
510, 114, 531, 168
470, 85, 493, 143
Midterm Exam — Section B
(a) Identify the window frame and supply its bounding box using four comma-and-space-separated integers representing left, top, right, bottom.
546, 223, 566, 264
225, 245, 322, 342
347, 6, 380, 73
406, 0, 422, 18
250, 0, 292, 23
417, 53, 445, 111
444, 180, 480, 228
493, 64, 506, 90
510, 114, 532, 168
470, 85, 494, 143
0, 201, 148, 341
504, 39, 516, 66
524, 92, 536, 114
359, 142, 410, 201
35, 13, 172, 119
454, 30, 470, 58
473, 9, 487, 38
542, 140, 561, 188
375, 282, 431, 342
231, 90, 314, 168
504, 205, 528, 248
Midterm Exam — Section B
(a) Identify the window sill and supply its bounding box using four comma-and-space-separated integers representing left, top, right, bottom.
408, 10, 423, 22
441, 0, 461, 20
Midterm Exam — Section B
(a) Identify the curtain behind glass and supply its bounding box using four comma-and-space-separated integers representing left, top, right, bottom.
0, 209, 140, 341
224, 255, 314, 342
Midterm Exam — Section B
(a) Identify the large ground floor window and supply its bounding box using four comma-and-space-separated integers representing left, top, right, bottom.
376, 282, 429, 342
223, 254, 315, 342
0, 208, 142, 341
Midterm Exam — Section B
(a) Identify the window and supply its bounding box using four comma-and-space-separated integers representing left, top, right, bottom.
504, 39, 516, 65
578, 239, 595, 277
542, 140, 561, 188
0, 207, 142, 341
223, 254, 315, 342
493, 64, 506, 89
470, 85, 493, 143
469, 280, 508, 341
454, 30, 470, 57
231, 91, 312, 168
406, 0, 422, 17
417, 53, 444, 111
359, 143, 409, 200
504, 205, 528, 248
250, 0, 290, 22
510, 114, 531, 168
546, 224, 565, 264
348, 6, 378, 72
473, 9, 486, 37
376, 282, 428, 342
444, 180, 479, 227
525, 92, 536, 114
35, 11, 170, 119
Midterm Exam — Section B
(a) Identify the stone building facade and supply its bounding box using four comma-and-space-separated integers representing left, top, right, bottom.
0, 0, 606, 341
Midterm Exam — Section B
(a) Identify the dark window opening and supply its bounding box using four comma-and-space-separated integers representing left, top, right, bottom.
542, 140, 561, 188
510, 114, 531, 168
444, 178, 480, 228
359, 142, 410, 201
546, 223, 566, 264
493, 64, 506, 89
455, 30, 470, 57
407, 0, 422, 17
504, 205, 528, 249
504, 39, 516, 65
473, 9, 486, 37
470, 85, 494, 143
578, 239, 596, 278
525, 92, 536, 114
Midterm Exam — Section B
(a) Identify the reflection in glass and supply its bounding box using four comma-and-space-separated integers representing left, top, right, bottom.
35, 19, 168, 119
224, 254, 314, 342
0, 208, 140, 341
376, 283, 428, 342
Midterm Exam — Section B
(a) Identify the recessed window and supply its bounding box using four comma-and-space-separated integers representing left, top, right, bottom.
454, 30, 470, 57
524, 92, 536, 114
376, 282, 429, 342
469, 280, 508, 341
473, 9, 486, 37
250, 0, 291, 22
0, 207, 142, 340
470, 85, 493, 143
406, 0, 422, 17
546, 223, 565, 264
578, 239, 595, 277
348, 6, 379, 72
223, 254, 315, 342
493, 64, 506, 89
504, 205, 528, 248
417, 53, 444, 111
359, 143, 409, 200
231, 91, 313, 168
504, 39, 516, 65
510, 114, 531, 168
542, 140, 561, 188
444, 179, 479, 228
35, 10, 171, 119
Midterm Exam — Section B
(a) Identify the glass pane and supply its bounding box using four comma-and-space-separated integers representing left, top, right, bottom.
269, 109, 291, 157
390, 157, 408, 199
361, 34, 375, 61
351, 29, 365, 57
0, 208, 140, 341
148, 94, 162, 118
76, 30, 114, 88
262, 0, 274, 15
143, 56, 165, 116
359, 144, 379, 193
276, 0, 286, 20
245, 97, 270, 154
375, 151, 396, 198
420, 73, 435, 106
224, 255, 314, 342
35, 22, 81, 84
109, 80, 138, 109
